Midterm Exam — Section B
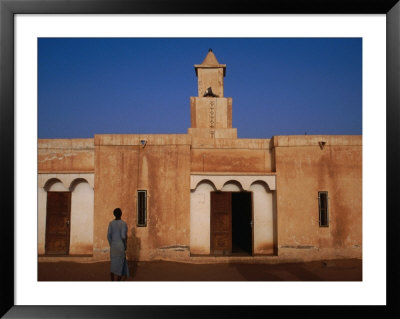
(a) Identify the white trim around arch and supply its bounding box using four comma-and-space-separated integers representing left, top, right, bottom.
190, 174, 276, 191
38, 173, 94, 190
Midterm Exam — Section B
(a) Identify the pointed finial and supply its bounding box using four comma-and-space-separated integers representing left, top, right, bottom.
194, 48, 226, 77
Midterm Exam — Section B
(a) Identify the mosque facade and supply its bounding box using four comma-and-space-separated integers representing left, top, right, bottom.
38, 50, 362, 263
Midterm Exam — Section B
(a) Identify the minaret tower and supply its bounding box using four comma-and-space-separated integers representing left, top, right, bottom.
188, 49, 237, 139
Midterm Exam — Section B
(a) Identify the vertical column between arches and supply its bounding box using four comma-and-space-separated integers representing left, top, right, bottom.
190, 181, 215, 255
250, 182, 275, 255
69, 180, 94, 255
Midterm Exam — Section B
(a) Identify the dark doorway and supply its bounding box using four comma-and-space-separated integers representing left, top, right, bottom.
232, 192, 252, 256
210, 191, 252, 256
45, 191, 71, 255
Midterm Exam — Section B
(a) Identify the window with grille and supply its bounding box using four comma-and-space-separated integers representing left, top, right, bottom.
137, 190, 147, 227
318, 191, 329, 227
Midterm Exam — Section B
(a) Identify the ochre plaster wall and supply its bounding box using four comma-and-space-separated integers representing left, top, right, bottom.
38, 139, 94, 173
191, 138, 274, 173
273, 135, 362, 259
93, 134, 191, 261
190, 97, 232, 129
37, 134, 362, 263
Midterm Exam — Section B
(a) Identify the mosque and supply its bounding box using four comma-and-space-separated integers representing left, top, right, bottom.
38, 49, 362, 263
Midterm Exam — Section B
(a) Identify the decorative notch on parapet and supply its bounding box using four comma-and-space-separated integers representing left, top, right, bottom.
319, 141, 327, 150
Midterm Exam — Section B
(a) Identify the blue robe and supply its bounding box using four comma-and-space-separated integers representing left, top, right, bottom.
107, 219, 129, 277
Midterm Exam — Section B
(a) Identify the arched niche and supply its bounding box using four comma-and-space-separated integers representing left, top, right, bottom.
38, 173, 95, 190
192, 179, 217, 192
69, 178, 91, 191
44, 178, 67, 191
250, 180, 271, 192
190, 174, 276, 191
221, 180, 243, 192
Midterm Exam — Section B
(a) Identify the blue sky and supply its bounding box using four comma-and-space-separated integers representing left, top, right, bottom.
38, 38, 362, 139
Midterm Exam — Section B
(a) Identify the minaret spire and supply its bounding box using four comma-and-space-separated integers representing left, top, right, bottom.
194, 49, 226, 97
188, 50, 237, 139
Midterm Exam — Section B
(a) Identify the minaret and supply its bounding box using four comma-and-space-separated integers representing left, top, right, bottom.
188, 49, 237, 139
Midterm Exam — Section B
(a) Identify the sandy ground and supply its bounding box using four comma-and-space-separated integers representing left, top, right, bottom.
38, 258, 362, 281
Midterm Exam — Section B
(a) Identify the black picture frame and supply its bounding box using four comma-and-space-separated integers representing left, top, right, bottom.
1, 0, 399, 318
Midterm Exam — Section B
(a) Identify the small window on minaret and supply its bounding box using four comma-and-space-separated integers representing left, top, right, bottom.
318, 191, 329, 227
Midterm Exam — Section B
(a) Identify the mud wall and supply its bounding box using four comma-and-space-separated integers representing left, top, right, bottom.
273, 135, 362, 259
92, 134, 191, 261
191, 138, 274, 173
38, 139, 94, 173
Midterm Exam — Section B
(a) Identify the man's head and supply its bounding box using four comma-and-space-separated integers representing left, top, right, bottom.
113, 208, 122, 219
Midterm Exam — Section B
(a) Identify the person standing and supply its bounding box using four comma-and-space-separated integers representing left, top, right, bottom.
107, 208, 129, 281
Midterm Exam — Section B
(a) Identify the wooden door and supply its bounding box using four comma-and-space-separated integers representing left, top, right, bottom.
210, 192, 232, 255
45, 191, 71, 255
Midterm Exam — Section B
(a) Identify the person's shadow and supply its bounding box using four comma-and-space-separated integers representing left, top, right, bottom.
127, 227, 140, 279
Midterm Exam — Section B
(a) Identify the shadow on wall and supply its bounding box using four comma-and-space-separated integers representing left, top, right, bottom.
127, 227, 141, 276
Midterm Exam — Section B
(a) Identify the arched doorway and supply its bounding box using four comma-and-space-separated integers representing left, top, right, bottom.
190, 174, 276, 257
210, 181, 253, 256
40, 176, 94, 256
